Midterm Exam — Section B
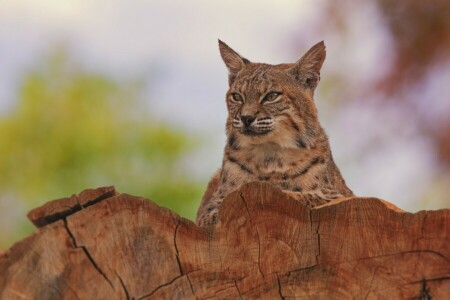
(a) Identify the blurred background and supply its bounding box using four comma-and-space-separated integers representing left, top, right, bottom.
1, 0, 449, 250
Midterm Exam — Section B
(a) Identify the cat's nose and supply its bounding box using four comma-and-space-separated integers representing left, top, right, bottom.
241, 115, 256, 126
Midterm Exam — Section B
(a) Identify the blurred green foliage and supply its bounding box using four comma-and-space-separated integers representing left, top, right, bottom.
0, 52, 203, 249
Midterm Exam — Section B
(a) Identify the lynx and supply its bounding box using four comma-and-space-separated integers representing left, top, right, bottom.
196, 40, 354, 226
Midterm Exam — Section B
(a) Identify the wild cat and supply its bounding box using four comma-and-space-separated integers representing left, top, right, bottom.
196, 40, 353, 226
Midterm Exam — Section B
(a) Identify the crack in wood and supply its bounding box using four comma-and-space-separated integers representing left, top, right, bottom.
323, 249, 450, 267
30, 188, 117, 227
186, 273, 197, 299
309, 209, 321, 265
63, 218, 115, 291
255, 228, 264, 279
173, 218, 184, 275
411, 279, 432, 300
287, 264, 319, 276
287, 249, 449, 275
78, 189, 117, 210
239, 192, 265, 278
114, 271, 131, 300
137, 275, 184, 299
135, 221, 199, 300
173, 218, 197, 298
409, 275, 450, 284
233, 279, 243, 300
315, 214, 321, 262
276, 274, 285, 300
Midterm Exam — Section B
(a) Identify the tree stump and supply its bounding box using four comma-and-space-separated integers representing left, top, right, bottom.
0, 183, 449, 299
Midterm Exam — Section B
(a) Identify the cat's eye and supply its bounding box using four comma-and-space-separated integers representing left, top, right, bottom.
231, 93, 244, 103
262, 92, 282, 103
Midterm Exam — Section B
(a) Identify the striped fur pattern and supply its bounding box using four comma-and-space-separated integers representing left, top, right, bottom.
196, 40, 354, 226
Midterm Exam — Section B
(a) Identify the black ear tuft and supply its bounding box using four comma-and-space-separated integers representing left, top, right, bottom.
218, 40, 250, 85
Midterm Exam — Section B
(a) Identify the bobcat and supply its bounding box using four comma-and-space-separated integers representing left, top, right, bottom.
196, 40, 354, 226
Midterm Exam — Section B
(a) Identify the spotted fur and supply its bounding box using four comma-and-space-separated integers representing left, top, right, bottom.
196, 40, 354, 226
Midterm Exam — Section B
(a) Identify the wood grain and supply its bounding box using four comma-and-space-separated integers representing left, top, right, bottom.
1, 182, 449, 299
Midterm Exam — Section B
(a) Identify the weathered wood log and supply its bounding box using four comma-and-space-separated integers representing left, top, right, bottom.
0, 182, 449, 299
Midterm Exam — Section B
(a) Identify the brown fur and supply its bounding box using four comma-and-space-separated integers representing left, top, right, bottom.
196, 40, 354, 226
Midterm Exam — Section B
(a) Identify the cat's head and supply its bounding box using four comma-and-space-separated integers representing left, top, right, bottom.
219, 40, 326, 149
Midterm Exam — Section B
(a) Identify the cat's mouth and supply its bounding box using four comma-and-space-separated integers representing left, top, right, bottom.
232, 117, 275, 136
241, 127, 272, 136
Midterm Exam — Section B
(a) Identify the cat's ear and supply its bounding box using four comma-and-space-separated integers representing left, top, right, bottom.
218, 40, 250, 85
288, 41, 326, 91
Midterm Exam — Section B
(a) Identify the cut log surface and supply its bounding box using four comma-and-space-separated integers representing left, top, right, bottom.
0, 183, 449, 299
